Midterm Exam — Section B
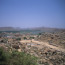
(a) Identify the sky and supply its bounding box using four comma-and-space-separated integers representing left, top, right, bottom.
0, 0, 65, 28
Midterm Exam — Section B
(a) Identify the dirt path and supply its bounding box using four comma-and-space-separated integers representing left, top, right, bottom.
20, 40, 65, 52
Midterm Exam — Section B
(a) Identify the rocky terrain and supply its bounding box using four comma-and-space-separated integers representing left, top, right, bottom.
36, 31, 65, 49
0, 30, 65, 65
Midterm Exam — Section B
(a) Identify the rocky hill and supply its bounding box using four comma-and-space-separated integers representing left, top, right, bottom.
0, 30, 65, 65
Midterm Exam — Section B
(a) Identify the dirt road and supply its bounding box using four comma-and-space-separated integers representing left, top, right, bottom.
20, 40, 65, 52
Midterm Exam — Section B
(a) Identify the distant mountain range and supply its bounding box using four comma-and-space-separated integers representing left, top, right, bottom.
0, 27, 65, 32
0, 27, 21, 31
28, 27, 65, 32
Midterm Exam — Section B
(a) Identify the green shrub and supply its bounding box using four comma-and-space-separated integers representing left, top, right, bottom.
0, 39, 7, 43
23, 37, 27, 40
0, 47, 37, 65
0, 47, 10, 65
38, 33, 42, 35
16, 38, 21, 41
30, 37, 34, 39
10, 51, 37, 65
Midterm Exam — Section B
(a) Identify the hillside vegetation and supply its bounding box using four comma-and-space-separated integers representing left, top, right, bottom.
0, 47, 37, 65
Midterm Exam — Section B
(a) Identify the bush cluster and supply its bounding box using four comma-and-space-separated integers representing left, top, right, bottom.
0, 47, 37, 65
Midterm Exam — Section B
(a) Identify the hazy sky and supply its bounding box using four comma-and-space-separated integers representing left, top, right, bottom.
0, 0, 65, 28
